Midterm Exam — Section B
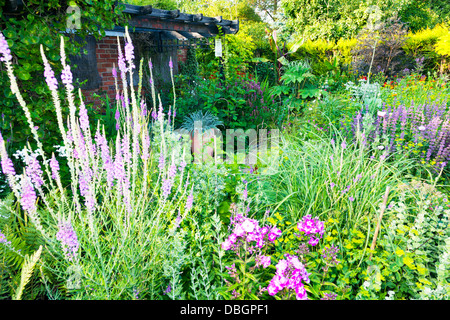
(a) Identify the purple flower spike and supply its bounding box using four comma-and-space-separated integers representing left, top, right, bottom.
125, 41, 135, 70
0, 32, 12, 62
0, 132, 15, 176
43, 59, 58, 91
50, 154, 60, 180
20, 177, 37, 213
61, 65, 74, 92
56, 220, 79, 262
26, 154, 44, 188
162, 178, 173, 198
79, 102, 90, 132
185, 190, 194, 212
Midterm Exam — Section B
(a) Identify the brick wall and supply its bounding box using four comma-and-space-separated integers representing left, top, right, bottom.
83, 35, 188, 111
82, 36, 126, 110
177, 47, 188, 64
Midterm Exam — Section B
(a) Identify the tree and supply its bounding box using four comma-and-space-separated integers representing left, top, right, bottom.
280, 0, 443, 42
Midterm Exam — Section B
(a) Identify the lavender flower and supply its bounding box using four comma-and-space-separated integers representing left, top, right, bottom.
118, 47, 127, 78
185, 190, 194, 212
96, 131, 114, 188
158, 151, 165, 171
61, 65, 74, 92
43, 58, 58, 91
0, 32, 12, 62
322, 244, 340, 267
169, 57, 173, 69
242, 183, 248, 202
25, 154, 44, 188
151, 109, 158, 121
162, 178, 172, 198
168, 163, 177, 178
79, 102, 90, 132
0, 151, 15, 176
56, 220, 79, 262
164, 285, 171, 295
124, 41, 135, 70
115, 107, 120, 131
178, 160, 187, 172
113, 147, 125, 183
20, 176, 37, 213
50, 153, 60, 180
321, 292, 338, 300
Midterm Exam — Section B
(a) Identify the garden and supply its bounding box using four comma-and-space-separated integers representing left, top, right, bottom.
0, 0, 450, 302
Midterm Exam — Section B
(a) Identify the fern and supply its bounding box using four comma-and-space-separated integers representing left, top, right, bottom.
13, 245, 42, 300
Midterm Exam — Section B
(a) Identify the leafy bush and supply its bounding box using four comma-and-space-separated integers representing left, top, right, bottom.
173, 72, 281, 130
403, 23, 450, 74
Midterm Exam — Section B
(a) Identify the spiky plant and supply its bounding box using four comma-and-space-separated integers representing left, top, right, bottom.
179, 110, 223, 134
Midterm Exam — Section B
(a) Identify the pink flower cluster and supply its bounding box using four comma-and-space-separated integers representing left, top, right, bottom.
267, 254, 311, 300
221, 212, 281, 254
297, 214, 324, 246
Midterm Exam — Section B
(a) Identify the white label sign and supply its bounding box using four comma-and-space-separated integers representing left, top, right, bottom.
215, 38, 222, 57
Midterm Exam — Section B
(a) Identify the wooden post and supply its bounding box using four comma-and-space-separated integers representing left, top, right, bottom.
369, 186, 390, 261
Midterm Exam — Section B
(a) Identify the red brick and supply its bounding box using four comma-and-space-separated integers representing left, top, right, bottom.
99, 54, 113, 59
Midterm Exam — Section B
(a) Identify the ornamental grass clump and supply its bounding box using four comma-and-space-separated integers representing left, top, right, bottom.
0, 27, 194, 299
263, 127, 416, 232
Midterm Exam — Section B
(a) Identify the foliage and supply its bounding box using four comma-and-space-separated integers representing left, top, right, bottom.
280, 0, 444, 42
173, 72, 281, 130
125, 0, 178, 10
0, 0, 126, 155
403, 23, 450, 74
355, 180, 450, 299
269, 59, 324, 118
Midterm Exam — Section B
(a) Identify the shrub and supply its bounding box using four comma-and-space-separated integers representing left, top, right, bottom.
403, 23, 450, 74
352, 17, 411, 78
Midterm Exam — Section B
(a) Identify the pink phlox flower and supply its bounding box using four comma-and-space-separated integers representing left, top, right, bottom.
234, 223, 245, 237
241, 218, 256, 233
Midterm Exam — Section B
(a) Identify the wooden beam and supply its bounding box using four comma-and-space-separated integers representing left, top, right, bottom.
122, 3, 239, 35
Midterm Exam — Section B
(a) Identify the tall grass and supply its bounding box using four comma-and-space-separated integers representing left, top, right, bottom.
260, 123, 419, 236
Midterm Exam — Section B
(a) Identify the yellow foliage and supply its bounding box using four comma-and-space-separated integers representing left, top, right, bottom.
404, 23, 450, 56
435, 33, 450, 56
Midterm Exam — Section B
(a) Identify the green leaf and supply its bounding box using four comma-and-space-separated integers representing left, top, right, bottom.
277, 56, 289, 66
245, 273, 257, 282
251, 57, 270, 63
17, 70, 31, 81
